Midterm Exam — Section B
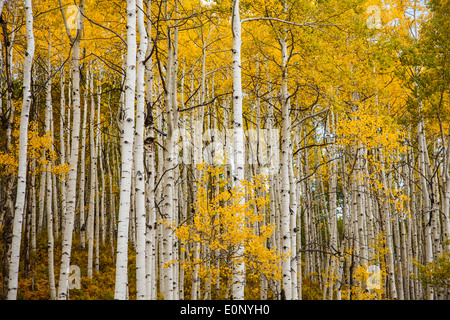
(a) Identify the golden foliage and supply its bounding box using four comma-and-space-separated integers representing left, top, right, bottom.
174, 164, 281, 299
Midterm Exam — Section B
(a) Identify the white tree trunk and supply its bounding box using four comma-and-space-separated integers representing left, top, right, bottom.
79, 67, 89, 249
380, 151, 397, 300
114, 0, 137, 300
135, 0, 148, 299
45, 38, 56, 299
327, 111, 338, 300
161, 25, 175, 301
7, 0, 34, 300
57, 0, 84, 300
417, 120, 434, 299
59, 53, 67, 241
144, 0, 157, 300
279, 31, 292, 300
87, 69, 97, 279
231, 0, 246, 300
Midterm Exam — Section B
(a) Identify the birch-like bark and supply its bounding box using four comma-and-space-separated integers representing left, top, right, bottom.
417, 120, 434, 300
97, 84, 105, 247
50, 116, 59, 241
390, 172, 404, 300
327, 111, 338, 300
45, 37, 56, 299
59, 53, 67, 241
191, 75, 201, 300
231, 0, 246, 300
79, 67, 89, 248
57, 0, 84, 300
295, 122, 303, 300
279, 23, 292, 299
357, 144, 367, 266
380, 151, 397, 300
161, 25, 175, 301
144, 0, 157, 300
31, 157, 37, 259
114, 0, 137, 300
135, 0, 148, 299
171, 9, 180, 299
7, 0, 34, 299
87, 69, 97, 279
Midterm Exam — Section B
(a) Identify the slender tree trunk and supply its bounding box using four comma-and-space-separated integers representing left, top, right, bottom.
443, 127, 450, 251
1, 10, 17, 298
380, 151, 397, 300
327, 111, 338, 300
417, 120, 434, 300
231, 0, 246, 300
135, 0, 148, 299
87, 69, 97, 279
79, 68, 89, 248
59, 53, 67, 241
161, 24, 175, 301
45, 36, 56, 299
6, 0, 34, 299
114, 0, 137, 300
144, 0, 157, 300
279, 22, 292, 299
58, 0, 84, 300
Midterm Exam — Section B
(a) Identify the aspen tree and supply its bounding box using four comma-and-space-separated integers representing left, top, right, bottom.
45, 35, 56, 299
289, 152, 299, 299
1, 7, 18, 297
95, 167, 100, 274
356, 144, 367, 266
135, 0, 148, 299
179, 63, 187, 300
7, 0, 34, 300
57, 0, 84, 300
191, 58, 204, 301
160, 13, 176, 299
279, 10, 292, 298
380, 151, 397, 299
171, 2, 180, 299
326, 110, 338, 300
302, 127, 312, 281
231, 0, 246, 300
144, 0, 157, 301
87, 68, 97, 279
417, 119, 434, 300
66, 67, 72, 177
79, 67, 89, 248
31, 157, 37, 258
402, 161, 412, 299
400, 193, 410, 299
59, 53, 67, 240
390, 172, 404, 300
295, 123, 303, 300
97, 84, 105, 247
114, 0, 137, 300
50, 114, 59, 241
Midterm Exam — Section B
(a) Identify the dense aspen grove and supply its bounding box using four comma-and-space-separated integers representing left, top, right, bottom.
0, 0, 449, 301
